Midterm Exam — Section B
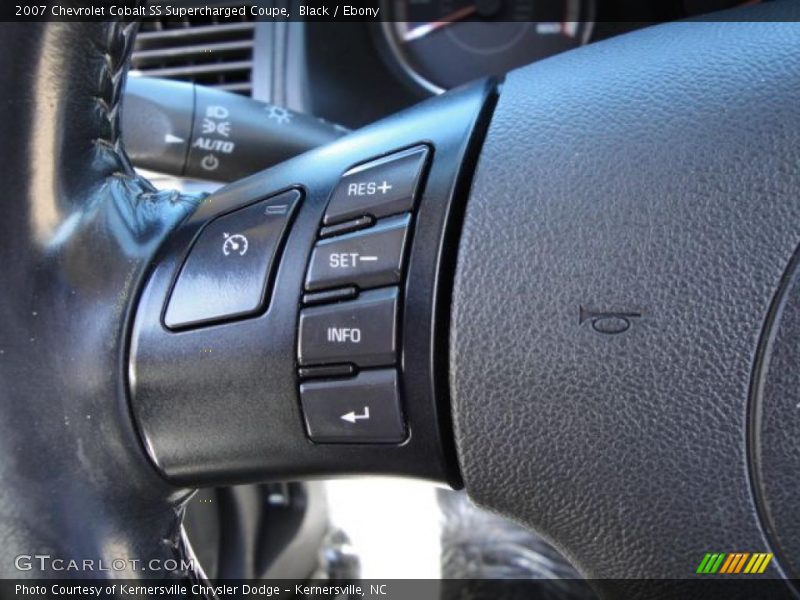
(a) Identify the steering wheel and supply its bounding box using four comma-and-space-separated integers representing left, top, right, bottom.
3, 4, 800, 595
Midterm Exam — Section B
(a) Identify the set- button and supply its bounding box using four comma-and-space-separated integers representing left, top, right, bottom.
305, 214, 410, 292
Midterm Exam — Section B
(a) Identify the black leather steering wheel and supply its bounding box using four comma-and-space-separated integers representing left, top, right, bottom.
0, 19, 203, 584
2, 3, 800, 596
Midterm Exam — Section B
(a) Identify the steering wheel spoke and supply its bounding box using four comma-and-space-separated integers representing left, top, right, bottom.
128, 80, 496, 487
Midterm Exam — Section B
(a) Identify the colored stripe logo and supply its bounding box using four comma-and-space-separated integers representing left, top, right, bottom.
696, 552, 772, 574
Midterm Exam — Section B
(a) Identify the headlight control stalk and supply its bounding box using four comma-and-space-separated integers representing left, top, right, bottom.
122, 76, 347, 182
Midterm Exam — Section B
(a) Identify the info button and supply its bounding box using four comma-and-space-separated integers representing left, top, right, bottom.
297, 288, 398, 367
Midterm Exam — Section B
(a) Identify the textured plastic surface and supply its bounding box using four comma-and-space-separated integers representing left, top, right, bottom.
451, 4, 800, 582
752, 252, 800, 579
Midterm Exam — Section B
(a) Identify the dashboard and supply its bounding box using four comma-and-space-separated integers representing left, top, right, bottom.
296, 0, 757, 128
382, 0, 597, 93
133, 0, 760, 142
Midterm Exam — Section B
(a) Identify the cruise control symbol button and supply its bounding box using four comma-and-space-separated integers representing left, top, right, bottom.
221, 233, 248, 256
164, 190, 301, 329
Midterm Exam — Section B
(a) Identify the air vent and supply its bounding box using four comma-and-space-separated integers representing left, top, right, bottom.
132, 15, 256, 95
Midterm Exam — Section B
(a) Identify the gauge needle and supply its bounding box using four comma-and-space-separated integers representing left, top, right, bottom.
402, 5, 479, 42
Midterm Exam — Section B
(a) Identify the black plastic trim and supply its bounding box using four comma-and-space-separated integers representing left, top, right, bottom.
747, 241, 800, 586
128, 79, 497, 487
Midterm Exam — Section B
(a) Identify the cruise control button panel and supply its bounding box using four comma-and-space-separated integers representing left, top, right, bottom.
305, 214, 410, 292
129, 80, 494, 484
323, 145, 429, 225
298, 288, 398, 367
165, 190, 300, 329
300, 369, 406, 443
297, 145, 432, 446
